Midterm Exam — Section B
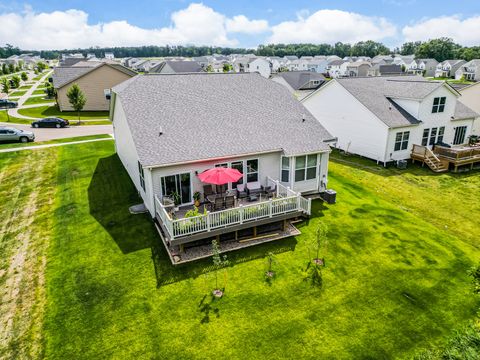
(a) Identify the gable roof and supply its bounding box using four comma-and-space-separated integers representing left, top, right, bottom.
454, 101, 479, 120
149, 60, 204, 73
112, 73, 333, 167
274, 71, 326, 90
329, 76, 449, 128
52, 62, 136, 89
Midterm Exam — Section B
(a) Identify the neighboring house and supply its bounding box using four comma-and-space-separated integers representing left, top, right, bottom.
393, 55, 415, 69
232, 56, 252, 73
367, 64, 402, 77
302, 76, 478, 165
149, 61, 204, 74
457, 82, 480, 135
271, 71, 326, 100
455, 59, 480, 81
52, 62, 136, 111
327, 60, 348, 78
104, 52, 115, 60
435, 60, 467, 78
131, 59, 162, 72
408, 59, 439, 77
246, 58, 271, 78
307, 59, 329, 74
192, 56, 209, 68
346, 61, 371, 77
111, 73, 333, 255
268, 56, 287, 72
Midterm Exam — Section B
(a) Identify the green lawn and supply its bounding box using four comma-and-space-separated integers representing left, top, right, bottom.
0, 110, 111, 126
22, 96, 55, 106
0, 134, 112, 150
32, 89, 47, 95
0, 143, 478, 359
18, 105, 110, 120
18, 85, 32, 90
9, 90, 27, 97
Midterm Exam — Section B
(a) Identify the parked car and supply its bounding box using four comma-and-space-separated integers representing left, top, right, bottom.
0, 99, 18, 109
0, 127, 35, 143
31, 117, 69, 128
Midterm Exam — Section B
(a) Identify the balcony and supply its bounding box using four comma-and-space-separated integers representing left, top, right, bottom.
154, 177, 311, 252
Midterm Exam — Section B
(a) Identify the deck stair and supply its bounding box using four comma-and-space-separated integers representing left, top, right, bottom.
411, 145, 449, 172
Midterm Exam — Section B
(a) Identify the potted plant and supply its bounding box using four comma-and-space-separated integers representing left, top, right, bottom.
193, 191, 201, 207
171, 191, 181, 211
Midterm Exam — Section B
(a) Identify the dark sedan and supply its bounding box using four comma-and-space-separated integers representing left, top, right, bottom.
31, 117, 70, 128
0, 99, 18, 109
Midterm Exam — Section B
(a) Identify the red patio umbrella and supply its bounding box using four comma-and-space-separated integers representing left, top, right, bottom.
198, 167, 243, 185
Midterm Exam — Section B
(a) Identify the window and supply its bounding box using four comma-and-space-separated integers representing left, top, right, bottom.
138, 161, 145, 191
394, 131, 410, 151
295, 155, 317, 182
281, 157, 290, 182
422, 128, 429, 146
437, 126, 445, 143
246, 159, 258, 183
429, 127, 437, 146
422, 127, 446, 147
231, 161, 243, 187
161, 173, 191, 204
453, 126, 467, 145
432, 97, 446, 113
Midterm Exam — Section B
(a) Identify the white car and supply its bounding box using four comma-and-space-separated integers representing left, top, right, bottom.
0, 127, 35, 143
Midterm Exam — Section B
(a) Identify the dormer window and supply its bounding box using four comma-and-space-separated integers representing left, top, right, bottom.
432, 97, 446, 113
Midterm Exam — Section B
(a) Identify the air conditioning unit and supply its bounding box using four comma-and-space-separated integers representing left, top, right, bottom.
397, 160, 407, 169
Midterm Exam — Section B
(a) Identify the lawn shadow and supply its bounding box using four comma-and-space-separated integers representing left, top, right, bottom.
198, 293, 221, 324
88, 153, 155, 254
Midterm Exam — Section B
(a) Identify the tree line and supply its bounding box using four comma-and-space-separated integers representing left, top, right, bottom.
1, 38, 479, 62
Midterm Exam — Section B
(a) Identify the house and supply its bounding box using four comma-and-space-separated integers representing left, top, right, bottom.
367, 64, 402, 77
192, 56, 209, 68
393, 55, 415, 70
111, 73, 334, 259
457, 82, 480, 135
307, 59, 330, 74
52, 61, 136, 111
232, 56, 252, 73
408, 59, 439, 77
346, 61, 371, 77
271, 71, 326, 100
435, 60, 467, 78
302, 76, 478, 168
104, 52, 115, 60
245, 58, 271, 78
326, 60, 348, 78
148, 61, 204, 74
455, 59, 480, 81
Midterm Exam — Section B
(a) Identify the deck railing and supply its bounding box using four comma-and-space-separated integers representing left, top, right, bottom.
155, 178, 311, 240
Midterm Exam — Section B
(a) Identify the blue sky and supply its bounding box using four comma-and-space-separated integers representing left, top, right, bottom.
0, 1, 479, 49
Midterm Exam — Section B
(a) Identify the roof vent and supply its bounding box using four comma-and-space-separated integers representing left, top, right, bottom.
302, 114, 306, 122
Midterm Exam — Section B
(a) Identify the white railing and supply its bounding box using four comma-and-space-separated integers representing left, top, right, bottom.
155, 179, 311, 240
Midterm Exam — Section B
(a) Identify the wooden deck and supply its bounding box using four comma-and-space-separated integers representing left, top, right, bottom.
411, 144, 480, 172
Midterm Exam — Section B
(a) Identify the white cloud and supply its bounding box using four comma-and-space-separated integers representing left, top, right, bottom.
269, 9, 397, 44
225, 15, 269, 34
402, 15, 480, 46
0, 3, 269, 50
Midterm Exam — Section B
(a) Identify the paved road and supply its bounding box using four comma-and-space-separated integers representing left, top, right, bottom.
0, 122, 113, 142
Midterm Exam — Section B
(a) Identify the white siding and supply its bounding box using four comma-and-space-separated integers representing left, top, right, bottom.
112, 96, 155, 215
459, 84, 480, 135
303, 81, 390, 162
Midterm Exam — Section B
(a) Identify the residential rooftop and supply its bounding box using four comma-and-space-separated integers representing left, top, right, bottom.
112, 73, 333, 167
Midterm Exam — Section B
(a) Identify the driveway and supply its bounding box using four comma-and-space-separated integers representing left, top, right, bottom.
0, 122, 113, 142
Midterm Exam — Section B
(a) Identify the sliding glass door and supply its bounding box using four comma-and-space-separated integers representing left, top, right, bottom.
453, 126, 467, 145
161, 173, 192, 204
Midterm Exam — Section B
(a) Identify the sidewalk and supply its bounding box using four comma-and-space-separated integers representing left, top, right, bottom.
0, 137, 114, 153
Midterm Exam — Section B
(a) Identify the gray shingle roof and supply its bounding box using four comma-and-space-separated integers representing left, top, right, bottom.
52, 64, 101, 88
275, 71, 326, 90
149, 61, 204, 73
52, 62, 135, 89
113, 73, 333, 167
336, 76, 445, 127
454, 101, 479, 120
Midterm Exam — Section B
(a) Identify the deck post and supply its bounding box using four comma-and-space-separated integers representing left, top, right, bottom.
269, 199, 273, 218
275, 180, 279, 197
206, 211, 211, 232
296, 193, 301, 211
239, 205, 244, 224
307, 198, 312, 215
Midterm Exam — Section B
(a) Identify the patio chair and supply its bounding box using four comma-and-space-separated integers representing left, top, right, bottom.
224, 195, 235, 209
236, 184, 247, 199
264, 185, 276, 198
203, 185, 215, 200
245, 182, 262, 196
213, 196, 224, 211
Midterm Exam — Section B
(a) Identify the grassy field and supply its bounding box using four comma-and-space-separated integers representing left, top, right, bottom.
0, 110, 111, 126
0, 134, 112, 150
18, 105, 110, 120
0, 143, 478, 359
32, 89, 47, 95
9, 90, 27, 97
22, 96, 55, 106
